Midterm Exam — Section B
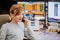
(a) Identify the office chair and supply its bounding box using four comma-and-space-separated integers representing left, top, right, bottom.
0, 14, 10, 28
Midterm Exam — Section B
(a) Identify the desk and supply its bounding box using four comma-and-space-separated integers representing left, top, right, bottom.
34, 31, 60, 40
24, 30, 60, 40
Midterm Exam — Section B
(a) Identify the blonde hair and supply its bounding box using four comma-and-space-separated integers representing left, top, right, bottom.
10, 4, 23, 16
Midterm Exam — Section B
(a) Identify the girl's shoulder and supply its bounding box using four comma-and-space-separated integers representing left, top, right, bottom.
1, 23, 10, 28
0, 23, 9, 30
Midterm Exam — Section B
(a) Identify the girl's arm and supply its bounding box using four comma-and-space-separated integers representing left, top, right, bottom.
0, 24, 8, 40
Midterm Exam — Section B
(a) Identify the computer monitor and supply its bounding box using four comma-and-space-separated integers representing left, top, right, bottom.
17, 2, 44, 30
48, 2, 60, 22
17, 2, 45, 20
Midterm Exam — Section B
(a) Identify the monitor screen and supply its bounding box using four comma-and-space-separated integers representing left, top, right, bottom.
17, 2, 45, 20
48, 2, 60, 22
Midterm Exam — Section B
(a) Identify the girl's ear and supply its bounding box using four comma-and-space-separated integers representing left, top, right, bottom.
10, 13, 14, 19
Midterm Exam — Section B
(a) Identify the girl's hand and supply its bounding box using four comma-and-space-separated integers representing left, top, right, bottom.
24, 20, 29, 27
24, 16, 29, 27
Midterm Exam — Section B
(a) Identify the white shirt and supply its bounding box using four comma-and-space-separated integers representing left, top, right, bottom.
0, 22, 24, 40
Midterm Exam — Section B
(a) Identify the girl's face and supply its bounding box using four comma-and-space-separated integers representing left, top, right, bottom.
12, 12, 24, 23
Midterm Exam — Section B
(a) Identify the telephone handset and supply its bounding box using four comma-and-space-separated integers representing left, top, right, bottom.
22, 15, 28, 27
22, 15, 26, 22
